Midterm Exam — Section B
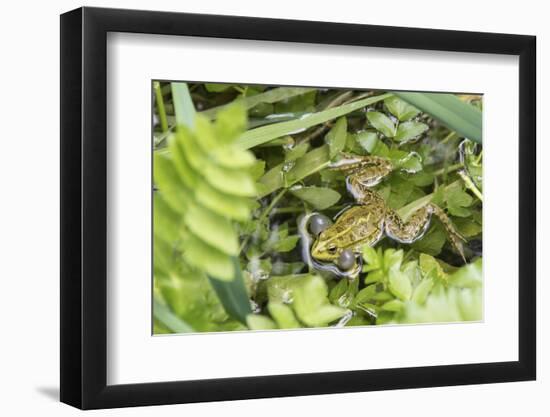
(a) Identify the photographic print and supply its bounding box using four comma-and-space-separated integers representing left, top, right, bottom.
152, 82, 483, 335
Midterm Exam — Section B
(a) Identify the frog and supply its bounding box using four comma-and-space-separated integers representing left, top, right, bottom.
310, 153, 466, 268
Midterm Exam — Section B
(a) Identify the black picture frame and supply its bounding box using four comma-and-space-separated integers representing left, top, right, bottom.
60, 6, 536, 410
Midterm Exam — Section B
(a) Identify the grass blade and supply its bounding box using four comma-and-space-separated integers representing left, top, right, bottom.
201, 87, 315, 119
154, 81, 168, 132
236, 93, 393, 150
171, 82, 196, 128
393, 92, 482, 143
208, 257, 252, 324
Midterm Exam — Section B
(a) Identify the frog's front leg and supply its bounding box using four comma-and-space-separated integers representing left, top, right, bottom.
330, 154, 393, 202
385, 204, 466, 262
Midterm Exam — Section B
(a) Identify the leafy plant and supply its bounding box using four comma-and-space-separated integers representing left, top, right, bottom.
152, 82, 483, 333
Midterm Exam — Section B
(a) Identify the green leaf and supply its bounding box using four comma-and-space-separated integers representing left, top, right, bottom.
202, 87, 315, 119
290, 186, 341, 210
153, 298, 195, 333
204, 83, 232, 92
153, 193, 181, 244
209, 258, 252, 323
171, 82, 196, 128
271, 235, 300, 252
246, 314, 277, 330
355, 285, 378, 305
412, 278, 434, 304
268, 302, 301, 329
403, 287, 482, 323
367, 111, 396, 137
285, 141, 310, 162
325, 117, 348, 157
153, 152, 188, 213
236, 93, 392, 149
184, 202, 239, 256
381, 299, 404, 312
394, 121, 429, 142
393, 92, 482, 143
453, 217, 482, 238
181, 233, 234, 281
214, 103, 247, 144
362, 246, 382, 272
194, 181, 252, 221
394, 152, 423, 173
384, 96, 420, 121
419, 253, 448, 282
259, 145, 331, 197
356, 130, 379, 153
445, 183, 473, 217
411, 223, 447, 256
388, 269, 412, 301
292, 275, 347, 327
448, 258, 482, 288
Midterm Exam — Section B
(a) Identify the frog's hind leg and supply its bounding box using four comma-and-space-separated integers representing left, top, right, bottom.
428, 204, 467, 263
385, 206, 432, 245
385, 204, 466, 263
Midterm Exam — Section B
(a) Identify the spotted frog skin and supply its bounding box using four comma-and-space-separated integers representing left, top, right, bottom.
310, 154, 466, 264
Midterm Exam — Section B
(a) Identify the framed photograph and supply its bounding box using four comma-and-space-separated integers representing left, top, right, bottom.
60, 6, 536, 410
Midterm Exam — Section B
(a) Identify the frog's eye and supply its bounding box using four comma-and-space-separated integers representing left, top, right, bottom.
327, 244, 337, 254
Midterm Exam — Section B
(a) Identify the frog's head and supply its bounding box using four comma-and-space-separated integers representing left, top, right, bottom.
311, 231, 342, 262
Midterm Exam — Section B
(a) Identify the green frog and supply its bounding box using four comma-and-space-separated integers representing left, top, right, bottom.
310, 154, 466, 267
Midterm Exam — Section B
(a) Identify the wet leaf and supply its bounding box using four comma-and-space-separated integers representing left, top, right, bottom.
290, 186, 341, 210
394, 121, 429, 142
325, 117, 348, 157
384, 96, 420, 121
367, 111, 396, 137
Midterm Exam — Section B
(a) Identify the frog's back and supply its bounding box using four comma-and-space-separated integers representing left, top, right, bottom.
333, 202, 386, 252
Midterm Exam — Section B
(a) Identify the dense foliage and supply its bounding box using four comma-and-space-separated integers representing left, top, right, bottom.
153, 82, 483, 333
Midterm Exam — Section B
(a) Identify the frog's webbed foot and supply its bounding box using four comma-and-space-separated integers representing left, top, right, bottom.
385, 204, 467, 263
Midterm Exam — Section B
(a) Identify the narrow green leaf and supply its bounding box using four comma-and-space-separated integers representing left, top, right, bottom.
171, 82, 196, 128
236, 93, 392, 149
393, 92, 482, 143
209, 258, 252, 323
202, 87, 315, 119
154, 81, 168, 132
325, 117, 348, 157
153, 298, 195, 333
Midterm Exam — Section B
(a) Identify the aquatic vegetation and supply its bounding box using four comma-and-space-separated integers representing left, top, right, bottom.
153, 82, 483, 333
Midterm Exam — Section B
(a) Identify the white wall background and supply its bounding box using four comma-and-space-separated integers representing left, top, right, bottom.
0, 0, 545, 415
